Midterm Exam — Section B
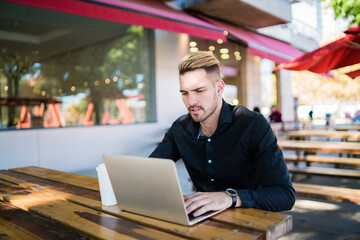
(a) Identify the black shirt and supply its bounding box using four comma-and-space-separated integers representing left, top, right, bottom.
150, 100, 295, 212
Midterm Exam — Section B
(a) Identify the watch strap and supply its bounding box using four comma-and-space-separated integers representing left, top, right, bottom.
230, 195, 237, 208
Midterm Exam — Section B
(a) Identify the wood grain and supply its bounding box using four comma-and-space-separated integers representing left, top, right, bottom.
10, 166, 99, 191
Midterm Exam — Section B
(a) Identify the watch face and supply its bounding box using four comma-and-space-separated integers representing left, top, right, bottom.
226, 188, 237, 196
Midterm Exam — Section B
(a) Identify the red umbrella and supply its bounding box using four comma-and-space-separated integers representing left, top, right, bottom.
346, 69, 360, 79
275, 25, 360, 73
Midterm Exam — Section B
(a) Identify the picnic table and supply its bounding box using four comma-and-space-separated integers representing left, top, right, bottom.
278, 140, 360, 155
0, 166, 293, 240
286, 130, 360, 141
333, 125, 360, 131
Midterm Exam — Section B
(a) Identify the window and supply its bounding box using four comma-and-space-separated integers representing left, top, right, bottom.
0, 2, 155, 129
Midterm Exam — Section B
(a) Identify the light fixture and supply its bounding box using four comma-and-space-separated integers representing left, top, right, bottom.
189, 41, 197, 47
223, 31, 228, 36
113, 76, 119, 82
4, 86, 8, 91
217, 39, 223, 44
94, 81, 99, 86
209, 46, 215, 51
84, 82, 88, 87
71, 86, 76, 92
190, 47, 199, 53
220, 48, 229, 54
105, 78, 110, 84
221, 54, 229, 60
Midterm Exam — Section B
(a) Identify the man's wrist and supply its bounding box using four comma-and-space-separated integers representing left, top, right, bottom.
225, 188, 238, 208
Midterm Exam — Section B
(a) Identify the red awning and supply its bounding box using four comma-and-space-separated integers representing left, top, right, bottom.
200, 16, 303, 64
4, 0, 226, 41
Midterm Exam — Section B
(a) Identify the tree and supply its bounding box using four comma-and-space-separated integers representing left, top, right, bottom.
0, 49, 30, 127
322, 0, 360, 25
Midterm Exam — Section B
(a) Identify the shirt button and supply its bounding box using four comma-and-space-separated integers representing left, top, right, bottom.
208, 160, 212, 164
207, 138, 211, 142
210, 178, 215, 182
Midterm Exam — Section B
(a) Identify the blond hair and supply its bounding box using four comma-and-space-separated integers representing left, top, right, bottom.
178, 51, 220, 79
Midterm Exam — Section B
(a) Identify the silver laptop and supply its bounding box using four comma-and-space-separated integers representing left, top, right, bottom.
102, 154, 225, 225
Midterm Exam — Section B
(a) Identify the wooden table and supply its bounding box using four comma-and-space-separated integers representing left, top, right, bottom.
286, 130, 360, 141
333, 125, 360, 131
0, 166, 292, 240
278, 140, 360, 155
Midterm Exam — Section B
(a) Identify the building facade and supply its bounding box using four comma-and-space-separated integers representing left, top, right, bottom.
0, 0, 315, 172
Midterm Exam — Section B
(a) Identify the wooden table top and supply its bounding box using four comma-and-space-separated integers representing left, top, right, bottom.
333, 125, 360, 131
278, 140, 360, 154
0, 166, 292, 240
286, 130, 360, 140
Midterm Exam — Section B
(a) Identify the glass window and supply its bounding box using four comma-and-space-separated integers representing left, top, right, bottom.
0, 2, 155, 130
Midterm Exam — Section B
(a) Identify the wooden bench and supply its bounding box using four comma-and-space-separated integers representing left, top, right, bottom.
293, 183, 360, 204
287, 166, 360, 179
284, 155, 360, 167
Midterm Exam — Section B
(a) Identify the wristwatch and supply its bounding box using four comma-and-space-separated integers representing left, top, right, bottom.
226, 188, 238, 208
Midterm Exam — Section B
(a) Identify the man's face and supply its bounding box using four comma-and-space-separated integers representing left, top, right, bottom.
179, 69, 222, 123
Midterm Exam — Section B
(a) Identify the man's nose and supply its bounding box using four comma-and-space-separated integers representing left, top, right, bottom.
187, 93, 198, 106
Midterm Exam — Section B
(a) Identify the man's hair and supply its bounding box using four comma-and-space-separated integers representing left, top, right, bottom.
178, 51, 220, 79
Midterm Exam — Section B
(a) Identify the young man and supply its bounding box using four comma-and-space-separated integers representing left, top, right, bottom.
150, 51, 295, 217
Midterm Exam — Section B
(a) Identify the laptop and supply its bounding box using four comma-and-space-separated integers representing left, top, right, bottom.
102, 154, 225, 225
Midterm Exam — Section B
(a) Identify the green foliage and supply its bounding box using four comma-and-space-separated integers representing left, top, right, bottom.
0, 49, 30, 97
322, 0, 360, 25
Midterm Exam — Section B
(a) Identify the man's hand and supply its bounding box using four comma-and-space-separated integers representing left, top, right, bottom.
184, 191, 239, 217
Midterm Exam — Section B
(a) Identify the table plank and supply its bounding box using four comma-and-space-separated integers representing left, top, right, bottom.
212, 208, 293, 240
287, 130, 360, 140
0, 185, 185, 240
10, 166, 99, 191
293, 183, 360, 204
0, 201, 91, 240
284, 155, 360, 167
334, 125, 360, 131
0, 171, 261, 240
278, 140, 360, 154
0, 218, 40, 240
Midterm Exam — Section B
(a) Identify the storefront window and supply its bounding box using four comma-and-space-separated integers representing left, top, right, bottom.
0, 2, 155, 130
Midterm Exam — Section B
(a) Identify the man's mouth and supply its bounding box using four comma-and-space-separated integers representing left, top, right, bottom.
189, 106, 202, 113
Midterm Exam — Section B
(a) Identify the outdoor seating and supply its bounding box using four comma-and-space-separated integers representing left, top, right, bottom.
292, 183, 360, 204
279, 134, 360, 206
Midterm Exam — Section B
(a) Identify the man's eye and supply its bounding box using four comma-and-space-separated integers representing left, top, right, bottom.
181, 92, 188, 96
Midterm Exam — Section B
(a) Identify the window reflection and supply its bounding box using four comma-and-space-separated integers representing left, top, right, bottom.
0, 2, 155, 130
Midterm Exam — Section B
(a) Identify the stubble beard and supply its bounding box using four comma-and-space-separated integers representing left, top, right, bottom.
188, 97, 218, 123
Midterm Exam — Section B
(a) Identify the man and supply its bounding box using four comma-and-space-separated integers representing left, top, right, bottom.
269, 105, 283, 123
150, 51, 295, 217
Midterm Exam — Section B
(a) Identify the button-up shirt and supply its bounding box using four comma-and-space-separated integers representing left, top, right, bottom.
150, 100, 295, 212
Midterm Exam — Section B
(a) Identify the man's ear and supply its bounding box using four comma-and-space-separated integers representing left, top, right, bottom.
217, 79, 225, 95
